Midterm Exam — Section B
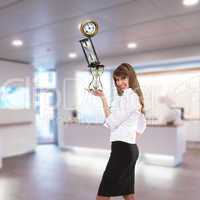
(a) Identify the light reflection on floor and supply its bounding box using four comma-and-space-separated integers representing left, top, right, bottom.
62, 146, 110, 176
136, 161, 177, 188
0, 177, 20, 200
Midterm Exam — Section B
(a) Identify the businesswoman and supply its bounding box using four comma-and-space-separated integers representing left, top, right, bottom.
89, 63, 146, 200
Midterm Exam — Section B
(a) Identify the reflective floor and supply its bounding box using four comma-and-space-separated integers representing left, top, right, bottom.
0, 145, 200, 200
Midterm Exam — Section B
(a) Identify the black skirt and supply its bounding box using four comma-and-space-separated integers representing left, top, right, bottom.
97, 141, 139, 197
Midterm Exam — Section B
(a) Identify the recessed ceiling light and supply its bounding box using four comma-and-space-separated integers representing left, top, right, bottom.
183, 0, 199, 6
127, 42, 138, 49
12, 39, 23, 47
68, 52, 77, 59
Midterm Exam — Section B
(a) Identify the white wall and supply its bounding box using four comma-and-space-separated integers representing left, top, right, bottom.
57, 67, 77, 147
0, 60, 33, 85
184, 120, 200, 142
0, 60, 36, 160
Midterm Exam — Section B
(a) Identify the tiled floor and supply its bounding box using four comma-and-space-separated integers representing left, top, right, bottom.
0, 145, 200, 200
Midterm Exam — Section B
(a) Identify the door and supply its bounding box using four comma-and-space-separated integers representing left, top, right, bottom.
35, 89, 57, 144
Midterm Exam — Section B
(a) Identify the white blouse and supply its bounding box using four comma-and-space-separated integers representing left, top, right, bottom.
103, 88, 147, 144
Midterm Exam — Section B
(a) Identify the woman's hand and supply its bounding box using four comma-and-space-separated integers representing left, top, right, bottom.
86, 89, 105, 98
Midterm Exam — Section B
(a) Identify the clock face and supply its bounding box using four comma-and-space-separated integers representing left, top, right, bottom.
80, 20, 98, 37
83, 22, 96, 35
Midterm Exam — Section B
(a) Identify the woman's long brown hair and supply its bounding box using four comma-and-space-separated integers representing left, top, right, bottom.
113, 63, 145, 114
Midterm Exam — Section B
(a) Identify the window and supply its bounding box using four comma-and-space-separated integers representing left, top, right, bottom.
76, 70, 112, 123
0, 86, 30, 109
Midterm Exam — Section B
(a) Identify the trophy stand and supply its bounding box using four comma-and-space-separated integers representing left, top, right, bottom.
79, 20, 104, 91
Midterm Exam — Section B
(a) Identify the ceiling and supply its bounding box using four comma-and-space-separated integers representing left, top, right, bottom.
0, 0, 200, 69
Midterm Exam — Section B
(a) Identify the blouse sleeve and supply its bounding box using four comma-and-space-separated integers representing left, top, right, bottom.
136, 113, 147, 134
104, 89, 140, 131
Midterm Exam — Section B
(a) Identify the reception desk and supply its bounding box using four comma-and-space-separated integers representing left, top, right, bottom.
0, 121, 37, 169
62, 123, 186, 167
137, 124, 186, 166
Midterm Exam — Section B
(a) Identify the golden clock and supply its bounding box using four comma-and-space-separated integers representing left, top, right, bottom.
80, 20, 99, 37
